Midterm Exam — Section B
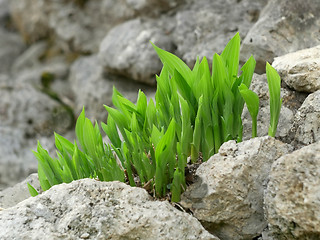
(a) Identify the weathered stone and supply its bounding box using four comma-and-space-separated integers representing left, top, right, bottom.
265, 141, 320, 239
0, 83, 73, 136
0, 174, 40, 209
99, 18, 174, 85
0, 28, 25, 74
290, 90, 320, 147
173, 0, 267, 67
181, 136, 292, 240
69, 55, 156, 121
272, 45, 320, 93
9, 0, 183, 53
241, 0, 320, 73
0, 179, 219, 240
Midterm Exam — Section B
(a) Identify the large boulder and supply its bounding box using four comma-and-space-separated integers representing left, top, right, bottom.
265, 141, 320, 239
241, 0, 320, 73
289, 90, 320, 147
9, 0, 184, 53
0, 179, 219, 239
181, 136, 292, 240
98, 18, 174, 85
272, 45, 320, 93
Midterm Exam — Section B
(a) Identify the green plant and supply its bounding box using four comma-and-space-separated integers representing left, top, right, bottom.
28, 33, 282, 201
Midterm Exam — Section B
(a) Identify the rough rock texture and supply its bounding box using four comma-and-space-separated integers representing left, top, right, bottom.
0, 179, 219, 240
0, 173, 40, 209
181, 137, 292, 240
272, 45, 320, 93
0, 28, 25, 74
241, 0, 320, 73
173, 0, 267, 67
9, 0, 183, 53
290, 90, 320, 147
0, 82, 72, 137
99, 18, 174, 85
242, 73, 307, 142
69, 55, 155, 121
265, 141, 320, 239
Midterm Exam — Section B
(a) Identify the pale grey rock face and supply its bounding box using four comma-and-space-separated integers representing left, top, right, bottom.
0, 173, 40, 209
9, 0, 184, 53
241, 0, 320, 73
290, 90, 320, 147
265, 141, 320, 239
0, 179, 219, 240
181, 136, 292, 240
173, 0, 267, 67
0, 28, 25, 74
272, 45, 320, 93
0, 83, 72, 137
98, 18, 174, 85
69, 55, 156, 121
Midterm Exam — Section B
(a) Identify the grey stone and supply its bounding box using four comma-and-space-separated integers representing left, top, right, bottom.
0, 173, 40, 209
9, 0, 183, 53
0, 179, 219, 240
290, 90, 320, 147
181, 136, 292, 240
0, 82, 73, 136
69, 55, 156, 121
241, 0, 320, 73
0, 28, 25, 74
272, 45, 320, 93
0, 127, 38, 190
265, 141, 320, 239
99, 18, 174, 85
173, 0, 267, 67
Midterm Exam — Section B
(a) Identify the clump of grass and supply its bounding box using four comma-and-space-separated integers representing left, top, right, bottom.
28, 33, 282, 202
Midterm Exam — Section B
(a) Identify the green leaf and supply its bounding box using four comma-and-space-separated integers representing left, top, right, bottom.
266, 62, 282, 137
221, 32, 240, 85
75, 107, 86, 152
239, 83, 260, 137
151, 42, 192, 85
27, 183, 39, 197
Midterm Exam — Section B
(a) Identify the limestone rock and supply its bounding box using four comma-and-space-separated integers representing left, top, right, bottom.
290, 90, 320, 147
0, 28, 25, 74
173, 0, 267, 67
272, 45, 320, 93
99, 18, 174, 85
0, 179, 219, 240
265, 141, 320, 239
9, 0, 183, 53
241, 0, 320, 73
181, 136, 292, 240
0, 173, 40, 209
69, 55, 155, 121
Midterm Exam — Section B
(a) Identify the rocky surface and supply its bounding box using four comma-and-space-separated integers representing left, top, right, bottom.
289, 90, 320, 147
273, 45, 320, 93
1, 0, 320, 239
265, 141, 320, 239
0, 173, 40, 209
98, 18, 174, 85
181, 136, 293, 240
241, 0, 320, 73
0, 179, 219, 240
